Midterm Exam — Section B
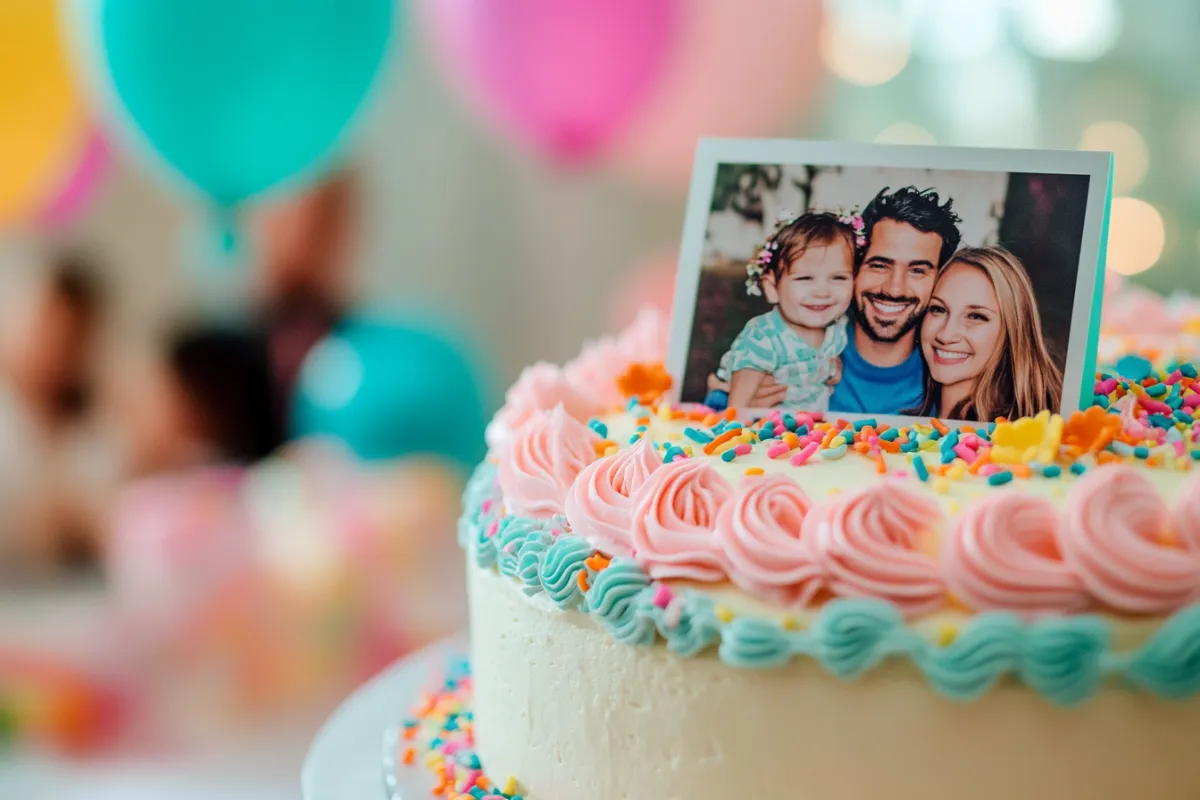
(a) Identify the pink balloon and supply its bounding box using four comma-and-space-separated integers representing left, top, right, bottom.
605, 0, 826, 189
420, 0, 681, 162
610, 251, 678, 332
36, 129, 108, 227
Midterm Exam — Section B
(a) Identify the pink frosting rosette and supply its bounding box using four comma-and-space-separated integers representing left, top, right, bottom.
564, 336, 627, 409
561, 307, 671, 409
1102, 285, 1179, 335
497, 405, 598, 519
486, 362, 600, 451
1172, 476, 1200, 552
616, 307, 669, 364
630, 458, 733, 581
714, 474, 824, 607
1061, 466, 1200, 614
805, 483, 945, 617
943, 492, 1088, 615
564, 437, 661, 558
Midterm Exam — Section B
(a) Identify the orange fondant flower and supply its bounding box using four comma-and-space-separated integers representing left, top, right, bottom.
1061, 405, 1122, 454
617, 362, 673, 405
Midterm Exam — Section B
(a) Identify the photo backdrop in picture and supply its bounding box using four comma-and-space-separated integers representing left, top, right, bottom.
670, 140, 1111, 426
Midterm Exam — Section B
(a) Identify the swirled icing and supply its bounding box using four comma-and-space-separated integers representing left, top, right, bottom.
915, 614, 1023, 700
564, 437, 661, 558
492, 516, 545, 578
654, 589, 718, 656
1104, 284, 1178, 335
539, 535, 593, 609
497, 405, 598, 519
615, 307, 669, 364
1172, 476, 1200, 552
714, 474, 823, 607
564, 336, 627, 409
719, 617, 793, 668
1126, 604, 1200, 698
806, 484, 945, 617
943, 492, 1088, 616
561, 308, 669, 408
811, 598, 906, 678
629, 459, 733, 581
516, 528, 555, 596
461, 461, 1200, 705
586, 559, 656, 646
485, 362, 600, 451
1018, 616, 1109, 706
458, 462, 499, 548
1060, 467, 1200, 614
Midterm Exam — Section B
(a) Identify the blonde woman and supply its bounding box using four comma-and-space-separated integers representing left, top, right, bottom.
916, 246, 1063, 421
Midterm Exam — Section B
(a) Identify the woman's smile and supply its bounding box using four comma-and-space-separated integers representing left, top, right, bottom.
920, 262, 1001, 390
931, 347, 971, 365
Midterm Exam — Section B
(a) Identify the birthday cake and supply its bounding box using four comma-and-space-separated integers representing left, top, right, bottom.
412, 303, 1200, 800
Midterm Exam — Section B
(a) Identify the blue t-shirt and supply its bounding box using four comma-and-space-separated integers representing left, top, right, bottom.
828, 323, 926, 414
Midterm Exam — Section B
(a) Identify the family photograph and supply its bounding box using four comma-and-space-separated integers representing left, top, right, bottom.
679, 161, 1093, 422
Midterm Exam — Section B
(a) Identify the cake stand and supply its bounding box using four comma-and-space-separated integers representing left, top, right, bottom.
301, 635, 466, 800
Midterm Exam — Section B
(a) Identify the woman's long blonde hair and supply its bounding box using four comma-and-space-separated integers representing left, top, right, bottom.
917, 246, 1063, 421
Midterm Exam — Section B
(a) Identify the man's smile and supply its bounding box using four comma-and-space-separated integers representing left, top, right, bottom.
864, 293, 918, 320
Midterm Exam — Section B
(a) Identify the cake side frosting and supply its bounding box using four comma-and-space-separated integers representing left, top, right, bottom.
463, 457, 1200, 705
465, 564, 1200, 800
463, 308, 1200, 705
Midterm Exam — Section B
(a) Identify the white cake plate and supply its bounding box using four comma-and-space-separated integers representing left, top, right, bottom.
301, 634, 467, 800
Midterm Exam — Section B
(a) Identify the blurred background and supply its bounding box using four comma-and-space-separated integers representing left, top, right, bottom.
0, 0, 1193, 796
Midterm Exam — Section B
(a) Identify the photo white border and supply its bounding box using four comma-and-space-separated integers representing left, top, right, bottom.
668, 138, 1113, 429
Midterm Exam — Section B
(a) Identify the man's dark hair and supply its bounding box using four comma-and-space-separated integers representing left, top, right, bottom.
167, 326, 282, 463
861, 186, 962, 266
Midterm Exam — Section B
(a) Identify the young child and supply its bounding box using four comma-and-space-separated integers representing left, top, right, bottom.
717, 211, 861, 411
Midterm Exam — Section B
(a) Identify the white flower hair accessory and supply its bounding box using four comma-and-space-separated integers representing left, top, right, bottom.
837, 206, 868, 249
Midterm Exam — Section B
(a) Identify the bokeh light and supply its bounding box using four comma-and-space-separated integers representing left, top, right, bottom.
908, 0, 1001, 63
1013, 0, 1120, 61
1107, 197, 1165, 275
930, 50, 1038, 147
299, 336, 363, 409
1175, 106, 1200, 173
1079, 121, 1148, 193
873, 122, 937, 145
820, 0, 911, 86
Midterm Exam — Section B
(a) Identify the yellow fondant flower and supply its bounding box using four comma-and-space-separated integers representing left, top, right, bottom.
989, 410, 1063, 465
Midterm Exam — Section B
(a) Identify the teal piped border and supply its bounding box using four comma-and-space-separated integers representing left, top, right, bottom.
461, 461, 1200, 708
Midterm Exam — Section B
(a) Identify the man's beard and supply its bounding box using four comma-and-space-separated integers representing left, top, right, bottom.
856, 291, 923, 343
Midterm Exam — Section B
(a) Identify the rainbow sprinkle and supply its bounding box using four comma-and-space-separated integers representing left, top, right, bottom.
397, 659, 525, 799
624, 359, 1200, 497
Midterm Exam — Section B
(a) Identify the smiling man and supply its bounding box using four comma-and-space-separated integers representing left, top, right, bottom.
829, 186, 962, 414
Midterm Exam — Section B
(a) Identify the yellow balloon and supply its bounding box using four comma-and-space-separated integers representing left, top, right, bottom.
0, 0, 87, 221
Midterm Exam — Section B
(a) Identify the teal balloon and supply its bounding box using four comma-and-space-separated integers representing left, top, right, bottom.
99, 0, 394, 206
291, 317, 493, 469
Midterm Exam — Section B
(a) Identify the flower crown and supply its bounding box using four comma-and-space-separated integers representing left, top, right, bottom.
744, 208, 867, 296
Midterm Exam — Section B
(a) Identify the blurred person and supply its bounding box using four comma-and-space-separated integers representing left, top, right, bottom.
0, 250, 111, 574
253, 170, 357, 432
119, 324, 282, 477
